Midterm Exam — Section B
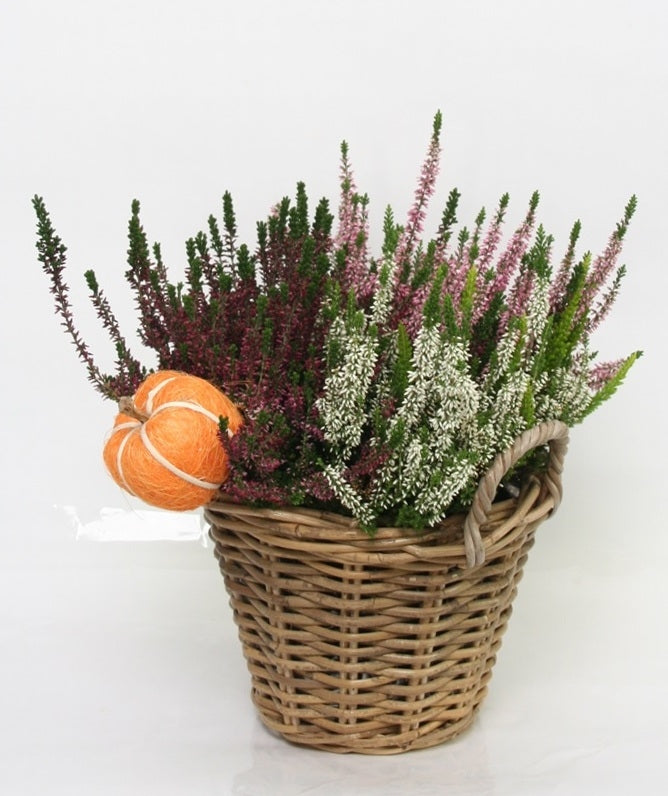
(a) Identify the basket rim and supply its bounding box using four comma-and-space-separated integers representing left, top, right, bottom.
207, 420, 568, 568
205, 475, 555, 567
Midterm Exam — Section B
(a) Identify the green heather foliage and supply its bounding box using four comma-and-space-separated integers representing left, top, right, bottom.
34, 113, 641, 529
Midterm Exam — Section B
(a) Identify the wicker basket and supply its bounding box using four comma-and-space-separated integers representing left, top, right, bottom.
205, 420, 569, 754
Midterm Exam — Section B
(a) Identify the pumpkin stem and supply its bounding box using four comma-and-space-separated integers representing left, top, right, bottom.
118, 396, 149, 423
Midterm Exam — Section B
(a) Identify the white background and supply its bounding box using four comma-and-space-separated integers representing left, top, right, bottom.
1, 1, 667, 793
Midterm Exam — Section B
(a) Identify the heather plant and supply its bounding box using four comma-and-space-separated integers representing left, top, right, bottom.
317, 112, 640, 528
33, 183, 337, 506
34, 111, 640, 528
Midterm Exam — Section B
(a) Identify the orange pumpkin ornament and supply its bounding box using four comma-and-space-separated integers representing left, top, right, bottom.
103, 371, 243, 510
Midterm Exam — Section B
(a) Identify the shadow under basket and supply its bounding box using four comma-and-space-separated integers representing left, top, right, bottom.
205, 420, 569, 754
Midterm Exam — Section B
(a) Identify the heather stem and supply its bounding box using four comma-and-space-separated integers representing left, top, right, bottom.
32, 195, 116, 399
84, 269, 146, 390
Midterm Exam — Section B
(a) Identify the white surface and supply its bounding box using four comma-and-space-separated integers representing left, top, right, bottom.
1, 494, 666, 796
1, 1, 667, 793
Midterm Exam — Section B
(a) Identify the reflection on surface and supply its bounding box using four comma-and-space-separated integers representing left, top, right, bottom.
232, 718, 493, 796
55, 503, 207, 542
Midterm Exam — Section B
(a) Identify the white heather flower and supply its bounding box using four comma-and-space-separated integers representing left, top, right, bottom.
318, 318, 378, 458
414, 454, 478, 524
322, 464, 375, 527
526, 274, 550, 341
536, 365, 591, 424
394, 324, 441, 429
371, 257, 398, 327
396, 436, 427, 497
488, 370, 530, 450
486, 324, 522, 390
368, 329, 484, 520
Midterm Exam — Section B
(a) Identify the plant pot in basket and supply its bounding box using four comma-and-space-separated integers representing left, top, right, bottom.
34, 113, 640, 754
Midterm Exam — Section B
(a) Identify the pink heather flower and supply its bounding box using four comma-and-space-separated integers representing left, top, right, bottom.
549, 221, 581, 312
492, 217, 535, 293
476, 211, 505, 273
470, 203, 508, 326
442, 250, 472, 323
589, 358, 625, 391
401, 282, 431, 338
561, 198, 635, 328
335, 143, 371, 297
474, 198, 538, 322
579, 231, 625, 325
394, 125, 442, 267
587, 266, 626, 332
335, 145, 358, 249
391, 279, 433, 338
500, 266, 535, 334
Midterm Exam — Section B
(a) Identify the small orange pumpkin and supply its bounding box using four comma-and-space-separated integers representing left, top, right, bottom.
103, 371, 243, 510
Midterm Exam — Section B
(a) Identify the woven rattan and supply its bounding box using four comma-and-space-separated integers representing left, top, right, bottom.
205, 420, 569, 754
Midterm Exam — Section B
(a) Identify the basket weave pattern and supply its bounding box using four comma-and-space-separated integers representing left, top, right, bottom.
206, 421, 568, 754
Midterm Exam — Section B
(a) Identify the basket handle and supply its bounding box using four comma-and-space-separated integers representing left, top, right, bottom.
463, 420, 569, 567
